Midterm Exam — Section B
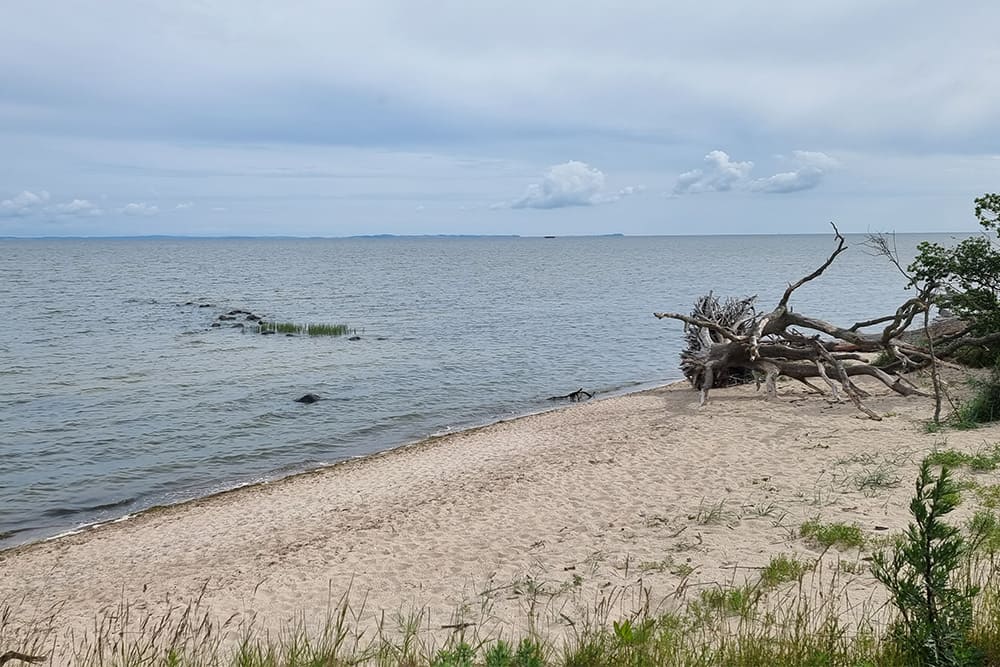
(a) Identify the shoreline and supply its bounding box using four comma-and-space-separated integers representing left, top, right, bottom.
1, 377, 681, 554
4, 375, 1000, 659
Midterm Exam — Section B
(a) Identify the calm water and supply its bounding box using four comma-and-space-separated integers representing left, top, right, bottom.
0, 234, 963, 547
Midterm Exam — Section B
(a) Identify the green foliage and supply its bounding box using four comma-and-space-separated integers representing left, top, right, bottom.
967, 509, 1000, 555
800, 519, 865, 549
954, 368, 1000, 426
432, 641, 475, 667
925, 444, 1000, 471
759, 554, 808, 588
910, 193, 1000, 337
872, 462, 980, 665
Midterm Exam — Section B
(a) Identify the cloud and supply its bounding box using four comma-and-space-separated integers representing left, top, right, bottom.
673, 149, 839, 195
0, 191, 103, 217
791, 150, 840, 170
120, 202, 159, 216
750, 166, 824, 193
0, 190, 50, 216
50, 198, 101, 215
506, 161, 639, 209
672, 151, 753, 194
175, 201, 194, 210
750, 150, 839, 194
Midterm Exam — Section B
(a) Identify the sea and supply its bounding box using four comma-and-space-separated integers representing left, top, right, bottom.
0, 233, 965, 548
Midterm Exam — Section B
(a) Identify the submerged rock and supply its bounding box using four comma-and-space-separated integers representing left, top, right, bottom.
295, 393, 321, 404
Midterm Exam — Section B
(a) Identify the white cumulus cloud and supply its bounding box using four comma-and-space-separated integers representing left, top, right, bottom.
0, 190, 51, 216
673, 149, 839, 195
506, 161, 639, 209
120, 202, 160, 216
51, 198, 101, 215
751, 166, 824, 193
791, 150, 840, 170
672, 151, 753, 194
751, 150, 839, 194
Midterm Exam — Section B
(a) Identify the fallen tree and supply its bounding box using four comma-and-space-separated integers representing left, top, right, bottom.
654, 225, 939, 420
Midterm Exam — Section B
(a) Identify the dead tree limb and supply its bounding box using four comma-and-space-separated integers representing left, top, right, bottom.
0, 653, 46, 666
654, 227, 945, 419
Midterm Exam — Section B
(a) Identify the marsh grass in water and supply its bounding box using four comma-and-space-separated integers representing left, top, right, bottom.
256, 322, 355, 337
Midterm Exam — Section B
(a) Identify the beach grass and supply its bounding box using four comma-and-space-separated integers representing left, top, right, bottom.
925, 444, 1000, 471
10, 561, 1000, 667
799, 519, 865, 550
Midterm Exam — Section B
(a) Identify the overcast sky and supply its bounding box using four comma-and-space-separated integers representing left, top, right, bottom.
2, 1, 999, 237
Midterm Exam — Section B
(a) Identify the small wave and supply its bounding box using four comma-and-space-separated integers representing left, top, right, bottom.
41, 497, 137, 518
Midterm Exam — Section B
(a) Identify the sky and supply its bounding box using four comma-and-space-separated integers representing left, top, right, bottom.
2, 1, 999, 237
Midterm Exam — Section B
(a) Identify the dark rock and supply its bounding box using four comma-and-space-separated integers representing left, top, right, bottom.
230, 323, 245, 329
261, 330, 276, 335
210, 322, 221, 328
184, 301, 194, 306
199, 303, 213, 308
295, 393, 321, 404
218, 315, 236, 321
246, 314, 261, 321
348, 336, 362, 341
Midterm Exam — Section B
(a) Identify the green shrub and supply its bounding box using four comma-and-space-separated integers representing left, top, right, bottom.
872, 462, 980, 665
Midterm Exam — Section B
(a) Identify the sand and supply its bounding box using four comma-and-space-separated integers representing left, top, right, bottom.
3, 376, 1000, 659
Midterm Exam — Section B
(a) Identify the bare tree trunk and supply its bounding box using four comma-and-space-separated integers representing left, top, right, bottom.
654, 225, 954, 419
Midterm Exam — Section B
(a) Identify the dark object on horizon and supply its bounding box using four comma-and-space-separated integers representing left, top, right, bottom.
0, 652, 46, 666
544, 235, 556, 239
295, 393, 321, 404
548, 388, 593, 402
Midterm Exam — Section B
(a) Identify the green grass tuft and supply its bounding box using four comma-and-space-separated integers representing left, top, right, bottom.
800, 519, 865, 549
925, 444, 1000, 471
759, 554, 809, 588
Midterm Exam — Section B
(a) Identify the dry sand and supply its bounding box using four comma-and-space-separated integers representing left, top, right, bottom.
3, 376, 1000, 658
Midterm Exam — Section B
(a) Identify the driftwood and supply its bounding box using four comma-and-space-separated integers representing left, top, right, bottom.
655, 225, 937, 420
547, 388, 593, 402
0, 653, 46, 666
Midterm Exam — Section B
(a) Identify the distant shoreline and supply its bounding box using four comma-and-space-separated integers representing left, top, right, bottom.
0, 231, 971, 240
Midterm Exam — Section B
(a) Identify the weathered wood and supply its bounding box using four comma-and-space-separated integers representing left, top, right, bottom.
0, 652, 46, 666
654, 227, 942, 418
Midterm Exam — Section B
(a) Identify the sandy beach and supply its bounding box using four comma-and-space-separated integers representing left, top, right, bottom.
4, 375, 1000, 659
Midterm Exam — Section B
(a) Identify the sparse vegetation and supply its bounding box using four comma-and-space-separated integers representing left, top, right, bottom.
256, 321, 355, 337
800, 519, 865, 550
759, 554, 809, 588
925, 444, 1000, 471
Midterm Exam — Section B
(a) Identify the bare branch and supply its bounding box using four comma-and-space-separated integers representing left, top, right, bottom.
778, 222, 846, 308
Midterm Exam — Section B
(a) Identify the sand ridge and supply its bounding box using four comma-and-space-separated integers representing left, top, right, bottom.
3, 378, 1000, 657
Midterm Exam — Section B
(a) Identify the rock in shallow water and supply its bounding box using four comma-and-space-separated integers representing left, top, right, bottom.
295, 393, 321, 404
